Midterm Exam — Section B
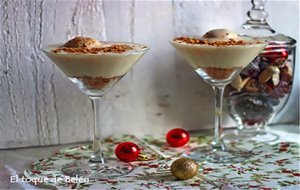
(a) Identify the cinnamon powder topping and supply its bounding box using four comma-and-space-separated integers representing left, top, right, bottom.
52, 44, 134, 54
173, 37, 259, 46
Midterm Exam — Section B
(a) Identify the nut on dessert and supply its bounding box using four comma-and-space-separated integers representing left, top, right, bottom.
173, 28, 262, 46
203, 28, 238, 39
64, 36, 101, 48
171, 158, 199, 180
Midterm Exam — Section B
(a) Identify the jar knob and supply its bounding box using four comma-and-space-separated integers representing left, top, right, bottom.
242, 0, 275, 33
247, 0, 268, 23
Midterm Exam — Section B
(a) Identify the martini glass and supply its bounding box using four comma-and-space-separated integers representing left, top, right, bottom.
171, 37, 266, 163
42, 42, 148, 179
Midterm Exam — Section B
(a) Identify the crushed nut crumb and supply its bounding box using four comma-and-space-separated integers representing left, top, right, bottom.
204, 67, 241, 80
173, 37, 260, 46
75, 76, 122, 90
52, 44, 134, 54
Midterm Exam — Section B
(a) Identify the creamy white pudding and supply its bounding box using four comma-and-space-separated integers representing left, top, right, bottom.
171, 29, 267, 80
43, 42, 147, 78
172, 29, 266, 69
43, 37, 148, 90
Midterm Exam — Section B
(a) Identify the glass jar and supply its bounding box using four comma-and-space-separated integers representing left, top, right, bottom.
225, 0, 296, 141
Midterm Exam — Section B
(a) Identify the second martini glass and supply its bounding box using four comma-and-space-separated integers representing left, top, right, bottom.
171, 29, 266, 163
42, 38, 148, 179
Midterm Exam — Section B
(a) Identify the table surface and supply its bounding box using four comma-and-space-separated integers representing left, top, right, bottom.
0, 124, 299, 190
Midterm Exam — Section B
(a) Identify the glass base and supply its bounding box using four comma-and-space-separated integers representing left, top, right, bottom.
223, 129, 279, 143
61, 159, 134, 179
182, 146, 251, 163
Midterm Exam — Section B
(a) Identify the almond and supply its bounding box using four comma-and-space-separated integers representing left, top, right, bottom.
259, 67, 272, 83
259, 66, 279, 84
272, 70, 280, 86
230, 76, 251, 91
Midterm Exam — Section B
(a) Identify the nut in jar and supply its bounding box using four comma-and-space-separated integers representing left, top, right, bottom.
226, 45, 294, 129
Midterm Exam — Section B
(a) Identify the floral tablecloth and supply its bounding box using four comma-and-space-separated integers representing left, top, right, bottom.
24, 134, 300, 190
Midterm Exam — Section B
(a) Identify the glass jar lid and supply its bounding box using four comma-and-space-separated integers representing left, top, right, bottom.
239, 0, 296, 47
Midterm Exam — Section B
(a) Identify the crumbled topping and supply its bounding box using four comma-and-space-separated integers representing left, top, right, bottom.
52, 44, 134, 54
173, 37, 260, 46
204, 67, 241, 80
75, 76, 122, 90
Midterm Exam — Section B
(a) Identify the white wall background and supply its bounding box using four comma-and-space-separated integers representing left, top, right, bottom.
0, 0, 299, 148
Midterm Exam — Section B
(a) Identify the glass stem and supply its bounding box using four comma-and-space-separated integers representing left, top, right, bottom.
90, 96, 105, 164
211, 86, 226, 150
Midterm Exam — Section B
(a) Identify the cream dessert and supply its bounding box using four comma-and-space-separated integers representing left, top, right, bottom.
43, 37, 148, 94
172, 29, 267, 163
171, 29, 267, 80
42, 37, 148, 178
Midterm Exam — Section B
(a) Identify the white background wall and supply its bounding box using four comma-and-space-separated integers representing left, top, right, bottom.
0, 0, 298, 148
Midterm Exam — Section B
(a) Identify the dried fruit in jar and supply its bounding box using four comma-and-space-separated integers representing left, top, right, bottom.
245, 79, 259, 93
230, 76, 250, 92
258, 65, 280, 84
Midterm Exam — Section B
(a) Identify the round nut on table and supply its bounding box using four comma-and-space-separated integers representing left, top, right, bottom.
171, 158, 199, 180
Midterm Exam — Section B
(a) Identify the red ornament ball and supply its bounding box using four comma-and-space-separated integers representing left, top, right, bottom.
115, 142, 140, 162
264, 47, 288, 63
166, 128, 190, 147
